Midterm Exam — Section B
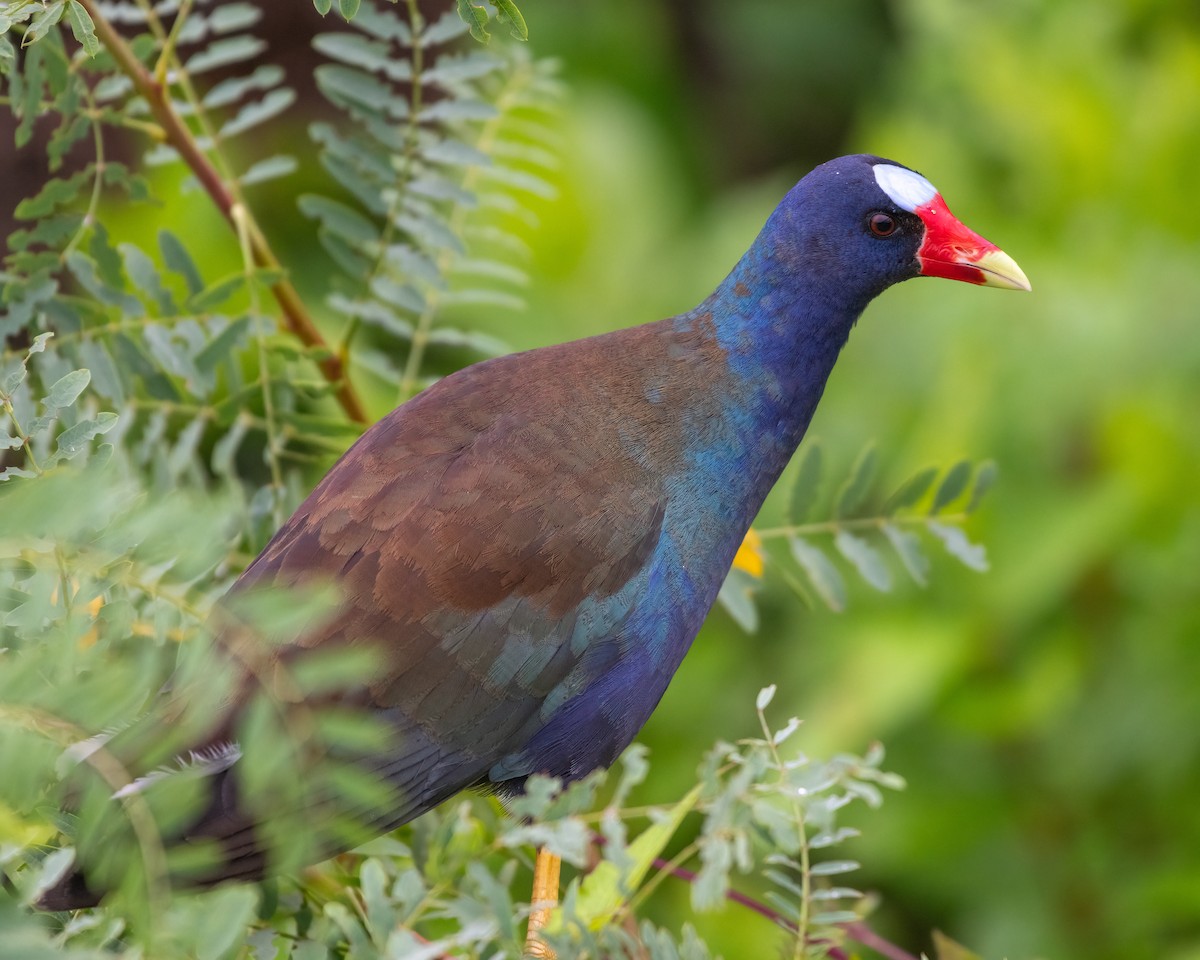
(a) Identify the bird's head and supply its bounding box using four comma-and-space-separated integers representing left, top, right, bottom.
768, 154, 1031, 303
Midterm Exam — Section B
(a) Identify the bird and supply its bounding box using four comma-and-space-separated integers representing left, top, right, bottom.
37, 155, 1028, 949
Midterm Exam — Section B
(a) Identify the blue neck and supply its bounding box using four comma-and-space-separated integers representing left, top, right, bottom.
695, 213, 868, 501
651, 212, 869, 622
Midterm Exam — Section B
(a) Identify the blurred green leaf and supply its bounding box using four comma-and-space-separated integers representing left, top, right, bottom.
927, 521, 988, 572
836, 443, 876, 519
64, 2, 99, 57
966, 460, 998, 514
790, 536, 846, 612
41, 369, 89, 409
787, 440, 823, 525
835, 529, 892, 592
881, 522, 930, 586
883, 466, 937, 514
567, 784, 702, 933
930, 460, 970, 514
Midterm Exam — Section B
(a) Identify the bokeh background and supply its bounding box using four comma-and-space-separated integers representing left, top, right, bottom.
8, 1, 1198, 957
489, 4, 1200, 958
485, 3, 1200, 958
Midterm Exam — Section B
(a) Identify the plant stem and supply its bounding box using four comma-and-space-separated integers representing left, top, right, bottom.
396, 41, 533, 402
755, 512, 970, 540
642, 853, 922, 960
758, 704, 811, 959
74, 0, 370, 425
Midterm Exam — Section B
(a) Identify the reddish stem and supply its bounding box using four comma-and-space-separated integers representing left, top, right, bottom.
643, 852, 919, 960
74, 0, 370, 425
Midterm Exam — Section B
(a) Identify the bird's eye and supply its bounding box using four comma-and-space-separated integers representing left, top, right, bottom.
869, 213, 896, 237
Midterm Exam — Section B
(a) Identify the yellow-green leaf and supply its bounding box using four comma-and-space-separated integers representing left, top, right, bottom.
552, 782, 701, 933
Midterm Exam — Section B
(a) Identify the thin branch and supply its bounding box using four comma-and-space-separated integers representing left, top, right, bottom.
758, 700, 812, 960
841, 922, 923, 960
396, 40, 534, 402
73, 0, 370, 425
642, 853, 920, 960
756, 511, 971, 540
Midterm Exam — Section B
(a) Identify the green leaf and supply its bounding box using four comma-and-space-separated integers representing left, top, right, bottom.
314, 63, 395, 115
239, 154, 298, 187
192, 887, 260, 960
219, 87, 296, 138
203, 64, 285, 109
185, 35, 266, 74
456, 0, 490, 43
787, 440, 823, 525
121, 242, 177, 313
836, 442, 877, 519
42, 369, 90, 409
790, 536, 846, 612
716, 567, 759, 633
329, 293, 415, 337
563, 783, 702, 933
313, 0, 333, 14
65, 250, 142, 313
13, 169, 92, 220
159, 229, 205, 296
931, 459, 971, 514
426, 327, 509, 356
65, 1, 99, 56
927, 521, 988, 572
881, 522, 930, 587
967, 460, 998, 513
76, 339, 124, 404
25, 2, 64, 46
195, 315, 251, 375
932, 930, 986, 960
48, 112, 88, 171
101, 162, 152, 202
88, 221, 124, 291
424, 10, 471, 45
1, 334, 48, 396
423, 137, 491, 168
834, 530, 892, 592
209, 416, 247, 476
188, 273, 247, 313
15, 39, 45, 148
290, 647, 379, 697
53, 411, 117, 461
351, 4, 411, 43
883, 465, 938, 514
490, 0, 529, 41
811, 909, 863, 925
809, 859, 861, 876
338, 0, 361, 20
312, 31, 391, 72
202, 3, 259, 34
298, 194, 379, 249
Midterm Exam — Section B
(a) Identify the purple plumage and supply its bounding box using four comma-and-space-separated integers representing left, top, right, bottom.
39, 155, 1028, 910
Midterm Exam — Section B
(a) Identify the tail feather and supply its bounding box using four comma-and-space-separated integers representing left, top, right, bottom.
36, 724, 496, 909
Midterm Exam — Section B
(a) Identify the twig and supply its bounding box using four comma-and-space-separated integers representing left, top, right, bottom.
74, 0, 370, 425
628, 847, 921, 960
755, 512, 971, 540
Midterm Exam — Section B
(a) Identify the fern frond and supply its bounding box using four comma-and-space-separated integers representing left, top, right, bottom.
305, 1, 560, 398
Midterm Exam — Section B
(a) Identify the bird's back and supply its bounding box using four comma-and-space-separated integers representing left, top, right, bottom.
177, 312, 749, 878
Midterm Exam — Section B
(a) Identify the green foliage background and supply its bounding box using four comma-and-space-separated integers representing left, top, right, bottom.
527, 3, 1200, 959
2, 1, 1199, 958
